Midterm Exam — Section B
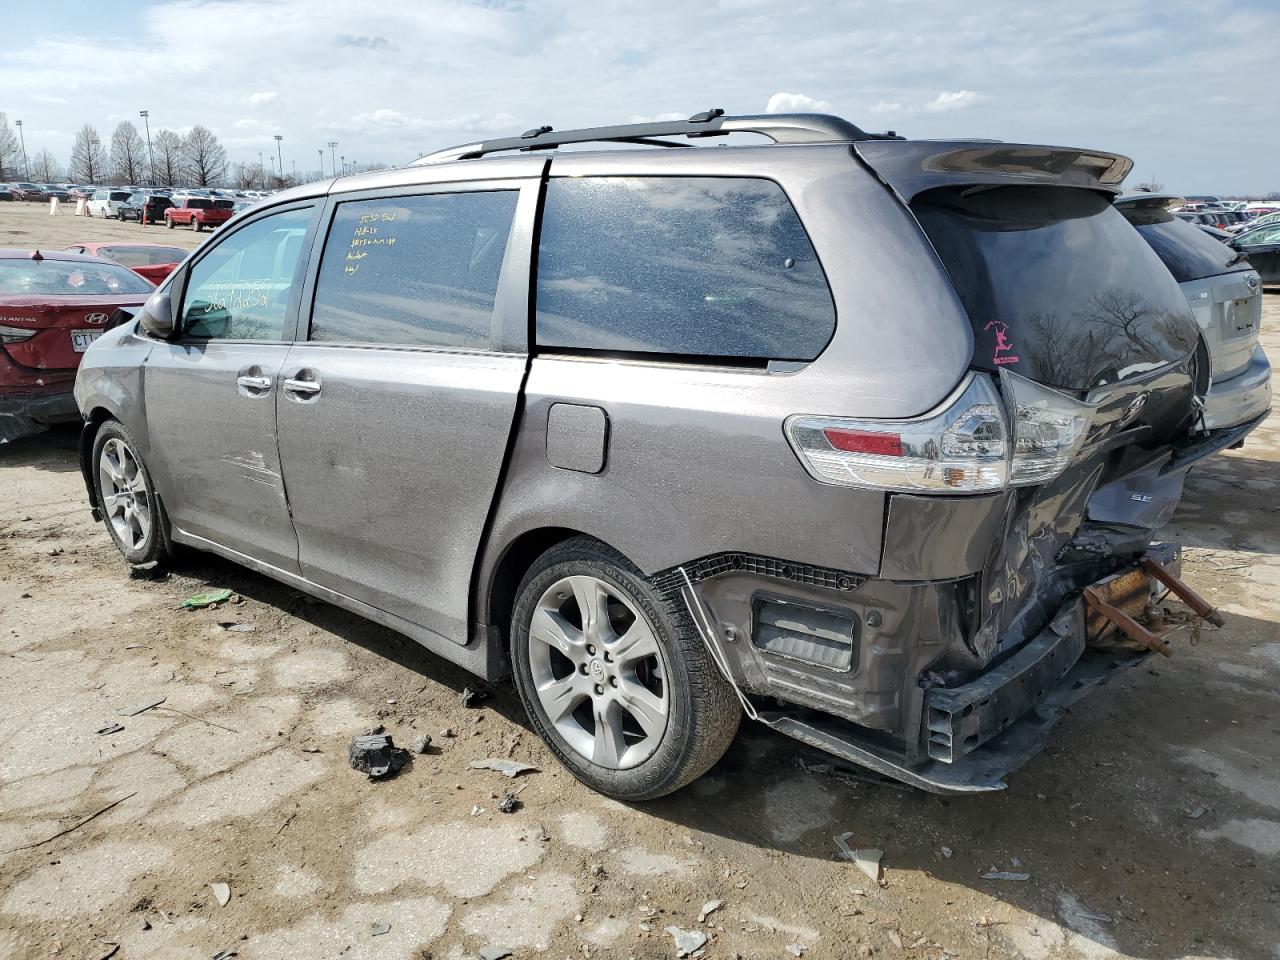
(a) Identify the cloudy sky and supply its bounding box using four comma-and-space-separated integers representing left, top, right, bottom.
1, 0, 1277, 192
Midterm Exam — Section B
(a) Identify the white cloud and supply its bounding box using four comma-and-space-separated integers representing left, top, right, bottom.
924, 90, 987, 112
765, 92, 832, 114
247, 91, 278, 106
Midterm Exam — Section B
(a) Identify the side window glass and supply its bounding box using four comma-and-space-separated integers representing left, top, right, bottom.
535, 176, 836, 361
309, 190, 518, 349
181, 206, 312, 341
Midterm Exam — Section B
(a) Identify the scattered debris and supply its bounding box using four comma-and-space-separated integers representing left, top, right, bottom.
210, 882, 231, 907
698, 899, 724, 923
365, 724, 386, 736
409, 734, 433, 754
301, 745, 321, 754
93, 945, 119, 960
212, 951, 238, 960
940, 846, 953, 858
96, 722, 125, 736
116, 695, 166, 717
216, 622, 255, 632
461, 685, 489, 707
887, 930, 903, 949
440, 727, 455, 739
124, 643, 144, 650
786, 944, 806, 957
835, 833, 883, 882
1186, 806, 1206, 820
181, 588, 234, 610
498, 791, 520, 814
471, 804, 486, 817
665, 925, 708, 957
370, 922, 391, 937
982, 870, 1031, 882
1076, 910, 1114, 924
3, 792, 137, 854
479, 948, 513, 960
469, 758, 538, 778
347, 734, 410, 779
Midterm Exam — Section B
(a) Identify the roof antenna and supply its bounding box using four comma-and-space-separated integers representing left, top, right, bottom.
521, 125, 553, 139
31, 249, 43, 261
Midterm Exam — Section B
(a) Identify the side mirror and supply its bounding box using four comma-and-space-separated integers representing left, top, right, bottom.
138, 289, 176, 338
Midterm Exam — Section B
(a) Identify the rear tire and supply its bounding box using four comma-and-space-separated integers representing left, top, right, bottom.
510, 537, 740, 801
192, 219, 200, 232
167, 217, 174, 229
92, 420, 172, 568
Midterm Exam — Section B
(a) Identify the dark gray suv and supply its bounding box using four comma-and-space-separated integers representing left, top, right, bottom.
73, 111, 1267, 800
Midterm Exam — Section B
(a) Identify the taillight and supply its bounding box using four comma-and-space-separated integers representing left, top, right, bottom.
1000, 370, 1095, 485
786, 371, 1097, 494
0, 324, 37, 344
785, 375, 1009, 493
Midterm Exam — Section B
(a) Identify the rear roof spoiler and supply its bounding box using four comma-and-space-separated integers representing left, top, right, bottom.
855, 140, 1134, 201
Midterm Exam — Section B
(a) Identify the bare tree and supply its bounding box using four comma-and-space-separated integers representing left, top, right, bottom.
181, 126, 227, 187
32, 149, 62, 182
153, 129, 182, 186
109, 121, 147, 185
0, 112, 21, 181
231, 161, 259, 189
68, 125, 108, 184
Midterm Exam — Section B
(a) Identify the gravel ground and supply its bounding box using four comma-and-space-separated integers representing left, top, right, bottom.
2, 200, 1279, 960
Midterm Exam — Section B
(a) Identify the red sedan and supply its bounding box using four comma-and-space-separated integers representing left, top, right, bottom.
64, 242, 188, 285
0, 250, 154, 440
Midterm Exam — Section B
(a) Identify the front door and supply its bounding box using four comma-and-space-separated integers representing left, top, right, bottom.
276, 181, 537, 643
144, 204, 316, 571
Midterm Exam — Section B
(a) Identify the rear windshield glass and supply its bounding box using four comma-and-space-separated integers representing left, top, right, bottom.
0, 259, 154, 296
185, 198, 212, 209
913, 186, 1196, 391
110, 191, 131, 201
1119, 206, 1251, 283
98, 246, 186, 267
536, 176, 835, 362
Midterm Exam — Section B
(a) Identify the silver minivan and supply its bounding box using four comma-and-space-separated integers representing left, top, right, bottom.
74, 111, 1267, 799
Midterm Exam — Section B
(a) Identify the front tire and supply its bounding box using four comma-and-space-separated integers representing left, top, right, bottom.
92, 421, 170, 567
510, 537, 740, 801
192, 219, 200, 232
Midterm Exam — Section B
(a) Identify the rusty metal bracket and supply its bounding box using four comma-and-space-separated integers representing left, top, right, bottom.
1083, 585, 1172, 657
1141, 558, 1225, 627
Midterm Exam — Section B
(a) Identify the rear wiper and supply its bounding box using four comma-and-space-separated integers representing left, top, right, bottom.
1226, 251, 1249, 267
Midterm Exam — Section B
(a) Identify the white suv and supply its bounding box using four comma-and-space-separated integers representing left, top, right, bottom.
87, 189, 134, 218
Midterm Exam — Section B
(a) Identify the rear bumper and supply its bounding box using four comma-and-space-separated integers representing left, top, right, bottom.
1203, 345, 1271, 431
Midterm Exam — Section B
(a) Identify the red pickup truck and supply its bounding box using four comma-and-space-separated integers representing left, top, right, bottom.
164, 196, 234, 232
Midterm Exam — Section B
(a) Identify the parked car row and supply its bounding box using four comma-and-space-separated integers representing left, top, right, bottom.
55, 112, 1271, 803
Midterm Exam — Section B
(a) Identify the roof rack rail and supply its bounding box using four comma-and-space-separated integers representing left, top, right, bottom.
412, 109, 897, 164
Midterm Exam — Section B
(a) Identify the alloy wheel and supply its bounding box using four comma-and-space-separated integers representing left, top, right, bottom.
527, 575, 669, 769
98, 438, 152, 552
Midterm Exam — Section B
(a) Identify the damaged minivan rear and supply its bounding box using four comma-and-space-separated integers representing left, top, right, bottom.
74, 112, 1269, 800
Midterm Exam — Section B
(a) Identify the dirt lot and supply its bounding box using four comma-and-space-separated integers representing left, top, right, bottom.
0, 199, 209, 255
2, 200, 1279, 960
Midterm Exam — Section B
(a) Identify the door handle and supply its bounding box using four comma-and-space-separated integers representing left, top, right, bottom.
237, 374, 272, 391
283, 378, 321, 396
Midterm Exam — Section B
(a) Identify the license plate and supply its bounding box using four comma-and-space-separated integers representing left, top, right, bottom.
71, 329, 103, 352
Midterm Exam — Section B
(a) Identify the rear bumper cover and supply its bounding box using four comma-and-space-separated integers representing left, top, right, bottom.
1202, 345, 1271, 431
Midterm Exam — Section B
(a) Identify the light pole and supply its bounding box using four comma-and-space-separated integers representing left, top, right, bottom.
340, 154, 345, 176
89, 135, 100, 185
257, 152, 265, 190
14, 120, 29, 180
327, 141, 337, 177
317, 148, 324, 177
273, 134, 283, 187
139, 110, 154, 186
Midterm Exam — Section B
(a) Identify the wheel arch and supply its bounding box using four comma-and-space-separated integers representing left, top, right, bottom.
78, 406, 118, 518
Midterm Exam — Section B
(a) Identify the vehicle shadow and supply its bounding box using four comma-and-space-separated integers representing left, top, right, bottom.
0, 422, 80, 472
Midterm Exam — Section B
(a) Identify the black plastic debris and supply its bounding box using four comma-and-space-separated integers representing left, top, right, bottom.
347, 734, 409, 779
498, 791, 520, 814
96, 723, 125, 736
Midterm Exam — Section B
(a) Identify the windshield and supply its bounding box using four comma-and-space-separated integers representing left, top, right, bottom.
0, 259, 155, 296
1119, 205, 1253, 283
97, 246, 186, 267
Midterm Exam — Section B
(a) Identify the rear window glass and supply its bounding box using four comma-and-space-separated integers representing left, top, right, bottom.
913, 186, 1196, 391
1119, 206, 1251, 283
98, 246, 186, 267
110, 191, 131, 201
0, 259, 154, 296
185, 198, 212, 209
309, 190, 518, 349
535, 176, 835, 362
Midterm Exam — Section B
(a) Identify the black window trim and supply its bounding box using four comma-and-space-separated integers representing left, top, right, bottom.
299, 178, 539, 356
532, 171, 838, 367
